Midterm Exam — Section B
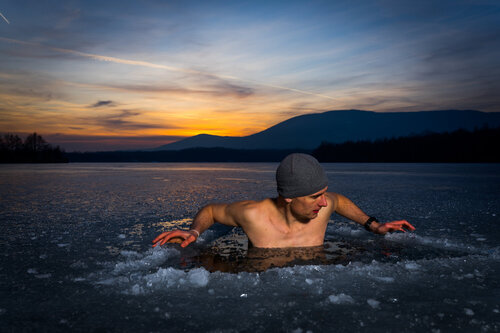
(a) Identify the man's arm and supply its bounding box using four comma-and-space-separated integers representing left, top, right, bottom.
152, 202, 242, 248
331, 193, 415, 235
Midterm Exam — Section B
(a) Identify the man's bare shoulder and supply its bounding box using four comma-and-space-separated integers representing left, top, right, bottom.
227, 198, 274, 213
325, 192, 339, 211
226, 198, 275, 222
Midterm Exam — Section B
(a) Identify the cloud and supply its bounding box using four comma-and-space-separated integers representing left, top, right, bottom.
75, 109, 181, 132
0, 12, 9, 24
92, 109, 165, 131
205, 77, 254, 98
109, 81, 254, 99
90, 100, 115, 108
0, 37, 337, 101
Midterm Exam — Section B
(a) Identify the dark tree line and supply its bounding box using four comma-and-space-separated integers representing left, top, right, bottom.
65, 148, 310, 163
0, 133, 68, 163
312, 126, 500, 163
4, 127, 497, 163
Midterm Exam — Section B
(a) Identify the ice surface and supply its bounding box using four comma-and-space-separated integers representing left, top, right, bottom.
367, 299, 381, 309
34, 273, 52, 279
464, 308, 475, 316
2, 163, 499, 332
328, 293, 355, 304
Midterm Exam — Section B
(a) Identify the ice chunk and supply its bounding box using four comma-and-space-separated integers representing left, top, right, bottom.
131, 284, 143, 295
112, 248, 179, 274
464, 308, 474, 316
305, 278, 313, 285
27, 268, 38, 274
118, 234, 126, 239
187, 268, 209, 287
57, 243, 70, 247
404, 262, 420, 270
328, 293, 355, 304
367, 299, 380, 309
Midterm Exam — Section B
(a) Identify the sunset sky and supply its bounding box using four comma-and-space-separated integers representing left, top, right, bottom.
1, 0, 499, 151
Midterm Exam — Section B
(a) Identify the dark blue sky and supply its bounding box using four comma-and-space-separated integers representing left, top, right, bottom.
1, 0, 499, 150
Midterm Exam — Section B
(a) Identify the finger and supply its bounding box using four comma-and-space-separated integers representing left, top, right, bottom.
403, 224, 415, 231
161, 230, 187, 244
152, 232, 168, 244
387, 220, 415, 231
388, 225, 404, 233
180, 235, 196, 248
391, 220, 408, 226
400, 220, 416, 230
405, 223, 416, 231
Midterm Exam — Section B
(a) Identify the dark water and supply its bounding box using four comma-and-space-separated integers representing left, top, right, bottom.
1, 163, 499, 332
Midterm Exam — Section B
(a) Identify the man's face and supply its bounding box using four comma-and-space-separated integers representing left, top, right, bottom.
289, 186, 328, 222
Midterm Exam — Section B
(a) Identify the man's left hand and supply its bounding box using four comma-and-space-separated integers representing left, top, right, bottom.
375, 220, 415, 235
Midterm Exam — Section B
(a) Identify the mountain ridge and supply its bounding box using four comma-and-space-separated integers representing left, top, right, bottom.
152, 109, 500, 151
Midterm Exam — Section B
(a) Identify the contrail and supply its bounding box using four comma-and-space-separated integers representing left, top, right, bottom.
0, 12, 9, 24
0, 37, 337, 101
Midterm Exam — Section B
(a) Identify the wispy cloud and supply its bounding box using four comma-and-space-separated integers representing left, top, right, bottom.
90, 100, 115, 108
85, 109, 179, 131
0, 12, 9, 24
109, 82, 254, 99
0, 37, 337, 101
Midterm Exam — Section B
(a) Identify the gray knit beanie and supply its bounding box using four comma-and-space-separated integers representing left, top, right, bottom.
276, 153, 328, 198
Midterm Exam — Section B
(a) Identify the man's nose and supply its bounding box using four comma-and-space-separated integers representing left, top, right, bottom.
318, 195, 327, 207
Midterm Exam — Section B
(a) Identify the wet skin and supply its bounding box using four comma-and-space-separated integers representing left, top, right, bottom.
153, 187, 416, 249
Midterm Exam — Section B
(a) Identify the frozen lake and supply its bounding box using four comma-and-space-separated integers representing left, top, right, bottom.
1, 162, 499, 332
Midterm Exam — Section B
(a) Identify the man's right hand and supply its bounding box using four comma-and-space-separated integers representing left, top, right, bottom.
152, 230, 198, 248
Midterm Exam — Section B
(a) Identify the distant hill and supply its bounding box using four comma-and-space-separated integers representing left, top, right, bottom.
153, 110, 500, 151
66, 127, 500, 163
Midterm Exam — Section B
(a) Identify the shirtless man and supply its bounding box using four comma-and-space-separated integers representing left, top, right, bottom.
153, 153, 415, 248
